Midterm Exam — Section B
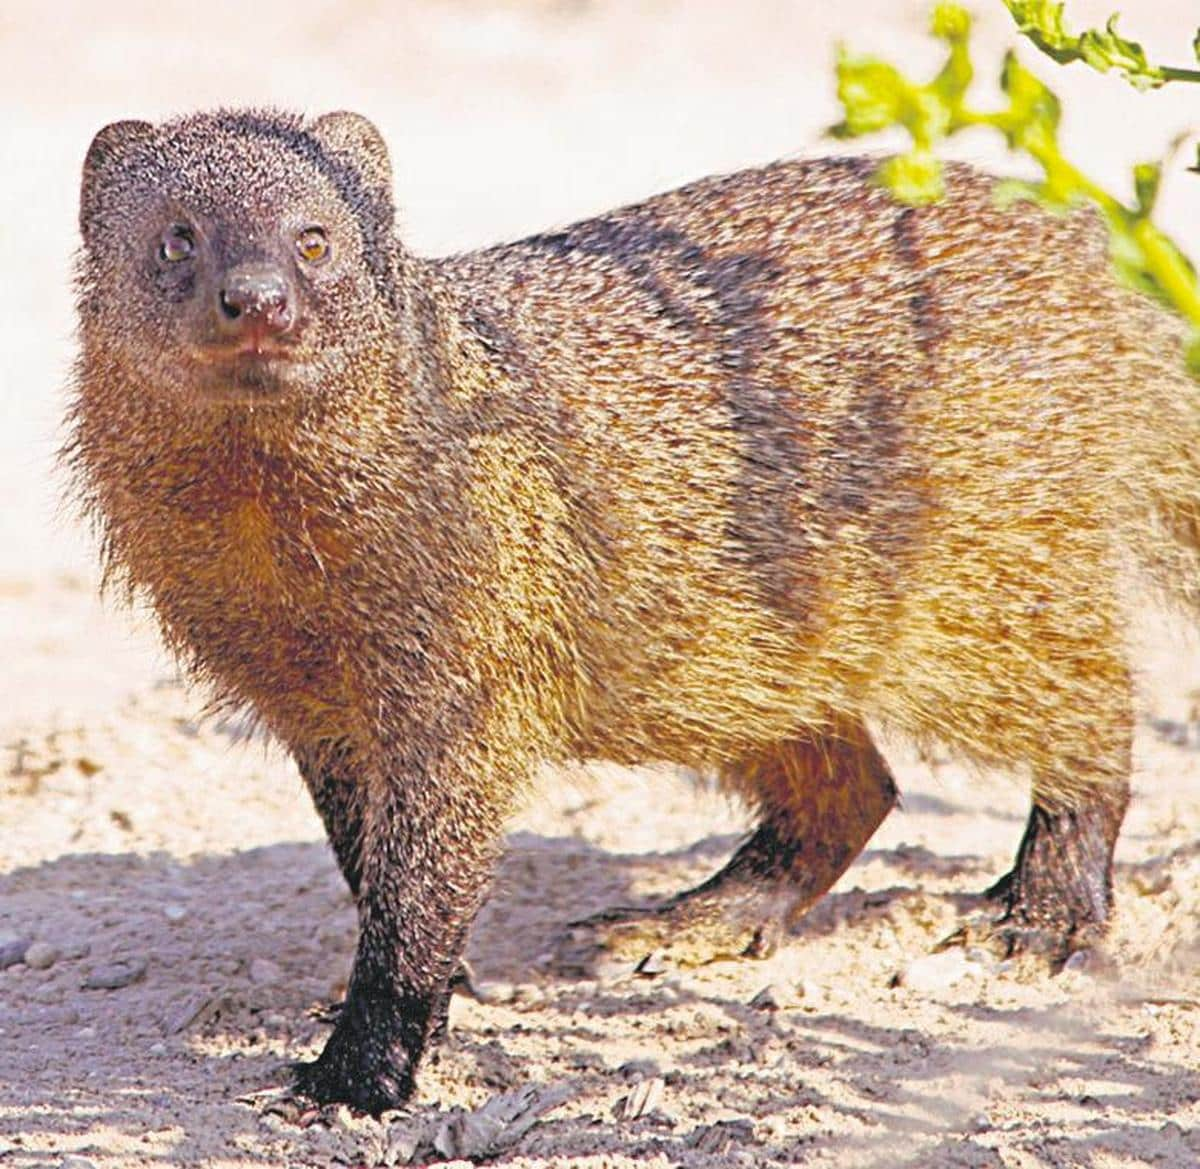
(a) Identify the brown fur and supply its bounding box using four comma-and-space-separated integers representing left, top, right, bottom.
68, 108, 1200, 1112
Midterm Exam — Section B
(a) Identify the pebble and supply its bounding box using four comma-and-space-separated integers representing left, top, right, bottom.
24, 942, 60, 971
248, 958, 283, 985
618, 1058, 660, 1081
1062, 949, 1101, 976
688, 1118, 756, 1154
431, 1084, 564, 1160
895, 948, 982, 992
163, 991, 220, 1034
634, 950, 668, 976
749, 982, 804, 1011
0, 935, 31, 970
619, 1076, 665, 1121
60, 1156, 99, 1169
510, 983, 544, 1007
473, 980, 515, 1005
163, 903, 189, 922
83, 958, 147, 990
148, 1042, 167, 1055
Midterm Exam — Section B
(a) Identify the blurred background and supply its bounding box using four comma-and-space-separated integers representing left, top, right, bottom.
2, 0, 1197, 719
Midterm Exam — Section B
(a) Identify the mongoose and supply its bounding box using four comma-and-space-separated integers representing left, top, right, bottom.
69, 108, 1200, 1114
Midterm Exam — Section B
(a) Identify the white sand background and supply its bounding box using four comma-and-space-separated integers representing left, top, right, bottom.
1, 2, 1198, 1166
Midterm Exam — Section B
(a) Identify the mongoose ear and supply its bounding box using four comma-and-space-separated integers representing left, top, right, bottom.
80, 120, 155, 239
309, 111, 392, 196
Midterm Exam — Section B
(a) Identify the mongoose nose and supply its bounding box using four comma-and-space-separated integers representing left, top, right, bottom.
217, 268, 295, 336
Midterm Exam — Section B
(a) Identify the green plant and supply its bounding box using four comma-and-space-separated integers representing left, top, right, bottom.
831, 2, 1200, 371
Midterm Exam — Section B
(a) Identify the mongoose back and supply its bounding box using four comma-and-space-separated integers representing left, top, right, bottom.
69, 108, 1200, 1112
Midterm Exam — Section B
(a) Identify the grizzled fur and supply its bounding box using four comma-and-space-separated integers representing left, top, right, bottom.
68, 108, 1200, 1113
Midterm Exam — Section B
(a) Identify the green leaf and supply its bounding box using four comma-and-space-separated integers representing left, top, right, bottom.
876, 151, 946, 205
930, 4, 974, 105
1003, 0, 1187, 88
831, 50, 910, 137
996, 51, 1060, 151
1187, 332, 1200, 377
1078, 16, 1161, 90
1004, 1, 1076, 63
1132, 161, 1161, 217
930, 2, 971, 41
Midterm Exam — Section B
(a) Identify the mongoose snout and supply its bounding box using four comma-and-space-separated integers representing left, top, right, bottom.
216, 266, 296, 341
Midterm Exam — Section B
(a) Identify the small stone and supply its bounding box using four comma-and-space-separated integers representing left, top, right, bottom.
510, 983, 544, 1007
148, 1041, 167, 1055
163, 991, 221, 1034
0, 935, 31, 970
749, 982, 803, 1011
634, 950, 667, 976
1130, 865, 1172, 896
432, 1084, 565, 1160
1063, 949, 1098, 974
473, 980, 515, 1005
249, 958, 283, 985
163, 904, 189, 922
60, 1156, 99, 1169
688, 1118, 755, 1154
896, 948, 981, 993
618, 1076, 665, 1121
83, 958, 147, 990
384, 1122, 424, 1165
24, 942, 60, 971
618, 1058, 660, 1080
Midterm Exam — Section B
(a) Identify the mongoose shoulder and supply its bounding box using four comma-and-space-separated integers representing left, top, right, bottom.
69, 108, 1200, 1113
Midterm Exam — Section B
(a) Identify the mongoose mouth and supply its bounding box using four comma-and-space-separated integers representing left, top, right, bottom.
194, 339, 300, 362
186, 343, 308, 403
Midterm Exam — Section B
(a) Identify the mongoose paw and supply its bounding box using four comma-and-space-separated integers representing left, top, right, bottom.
291, 1028, 416, 1115
550, 902, 775, 977
937, 885, 1110, 972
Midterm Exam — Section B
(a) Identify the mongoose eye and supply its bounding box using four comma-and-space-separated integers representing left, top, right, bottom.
296, 227, 330, 265
159, 225, 195, 263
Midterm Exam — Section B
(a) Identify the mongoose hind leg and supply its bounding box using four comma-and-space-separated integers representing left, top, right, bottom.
967, 781, 1130, 967
554, 717, 898, 974
942, 668, 1133, 969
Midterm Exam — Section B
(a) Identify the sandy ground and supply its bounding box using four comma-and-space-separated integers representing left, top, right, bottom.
2, 2, 1199, 1166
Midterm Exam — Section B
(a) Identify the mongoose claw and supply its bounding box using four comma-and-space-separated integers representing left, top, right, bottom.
550, 900, 772, 977
936, 893, 1109, 973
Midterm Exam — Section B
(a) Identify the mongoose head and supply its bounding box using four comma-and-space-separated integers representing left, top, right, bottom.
76, 109, 400, 412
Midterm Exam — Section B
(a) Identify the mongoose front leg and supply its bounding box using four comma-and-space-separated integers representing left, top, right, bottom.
555, 717, 898, 972
298, 747, 365, 897
298, 748, 472, 1042
293, 765, 504, 1113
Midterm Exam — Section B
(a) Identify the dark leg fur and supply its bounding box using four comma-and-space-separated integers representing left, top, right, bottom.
292, 766, 503, 1115
980, 782, 1130, 964
298, 747, 364, 897
555, 718, 899, 972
